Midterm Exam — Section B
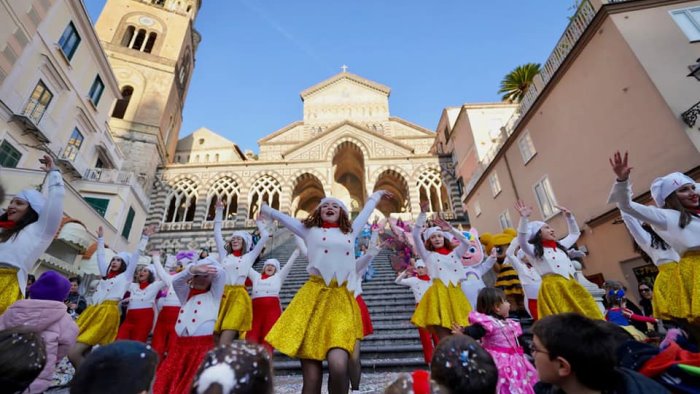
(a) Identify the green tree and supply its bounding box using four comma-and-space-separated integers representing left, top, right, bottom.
498, 63, 541, 103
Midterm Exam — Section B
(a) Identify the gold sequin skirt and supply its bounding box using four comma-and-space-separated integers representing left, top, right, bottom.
411, 279, 471, 329
214, 285, 253, 333
679, 251, 700, 323
265, 275, 362, 361
0, 267, 21, 315
653, 263, 689, 321
537, 275, 603, 320
621, 325, 648, 342
76, 300, 120, 346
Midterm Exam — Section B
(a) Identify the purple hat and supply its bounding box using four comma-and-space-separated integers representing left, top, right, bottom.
28, 271, 71, 302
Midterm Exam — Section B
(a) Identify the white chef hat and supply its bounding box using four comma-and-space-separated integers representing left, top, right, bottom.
319, 197, 349, 214
14, 189, 45, 215
650, 172, 695, 207
422, 227, 443, 242
415, 259, 426, 268
527, 221, 547, 242
263, 258, 280, 272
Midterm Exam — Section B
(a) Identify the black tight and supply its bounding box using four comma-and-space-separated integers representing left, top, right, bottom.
300, 348, 350, 394
348, 340, 361, 390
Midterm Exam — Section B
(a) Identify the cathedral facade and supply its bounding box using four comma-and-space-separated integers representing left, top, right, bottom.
146, 72, 465, 252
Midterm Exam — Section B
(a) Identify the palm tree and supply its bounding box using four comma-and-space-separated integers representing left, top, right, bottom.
498, 63, 541, 103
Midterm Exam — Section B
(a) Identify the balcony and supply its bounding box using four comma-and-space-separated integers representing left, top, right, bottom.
83, 168, 150, 208
681, 100, 700, 128
10, 113, 51, 143
58, 146, 88, 178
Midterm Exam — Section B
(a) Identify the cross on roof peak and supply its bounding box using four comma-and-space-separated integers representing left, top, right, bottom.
341, 65, 348, 73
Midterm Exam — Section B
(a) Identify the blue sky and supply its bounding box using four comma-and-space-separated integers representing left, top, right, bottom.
86, 1, 575, 153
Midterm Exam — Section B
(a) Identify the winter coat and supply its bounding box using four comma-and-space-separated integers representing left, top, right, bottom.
533, 368, 669, 394
0, 299, 78, 393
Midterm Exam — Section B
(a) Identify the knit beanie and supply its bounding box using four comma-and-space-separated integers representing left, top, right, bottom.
28, 271, 71, 302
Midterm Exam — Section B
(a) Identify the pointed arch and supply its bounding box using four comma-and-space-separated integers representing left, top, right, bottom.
248, 175, 282, 219
206, 176, 240, 221
416, 168, 450, 213
163, 178, 199, 223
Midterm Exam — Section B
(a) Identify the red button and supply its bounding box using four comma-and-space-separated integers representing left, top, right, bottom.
192, 318, 196, 322
180, 310, 184, 314
178, 319, 181, 323
197, 301, 202, 305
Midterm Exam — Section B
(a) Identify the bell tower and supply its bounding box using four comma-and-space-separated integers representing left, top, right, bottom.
94, 0, 201, 191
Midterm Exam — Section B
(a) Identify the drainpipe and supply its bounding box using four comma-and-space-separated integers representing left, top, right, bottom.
503, 153, 520, 201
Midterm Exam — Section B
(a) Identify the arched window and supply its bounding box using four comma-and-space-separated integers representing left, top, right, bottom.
111, 86, 133, 119
131, 29, 146, 50
205, 154, 210, 162
178, 51, 191, 86
248, 175, 281, 219
417, 169, 450, 213
163, 178, 198, 223
121, 26, 135, 47
206, 177, 239, 221
144, 32, 157, 53
215, 153, 219, 162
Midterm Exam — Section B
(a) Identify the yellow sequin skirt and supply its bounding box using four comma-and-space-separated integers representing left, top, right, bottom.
76, 300, 120, 346
537, 275, 603, 320
411, 279, 471, 329
215, 285, 253, 333
621, 325, 648, 342
652, 263, 689, 321
679, 251, 700, 323
0, 267, 21, 315
265, 275, 362, 361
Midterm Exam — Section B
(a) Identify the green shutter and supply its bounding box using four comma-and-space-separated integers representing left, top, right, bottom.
84, 197, 109, 217
122, 207, 136, 239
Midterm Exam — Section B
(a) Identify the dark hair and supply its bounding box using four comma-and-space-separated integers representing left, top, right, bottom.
104, 256, 127, 279
0, 328, 47, 394
138, 267, 155, 284
532, 313, 617, 390
0, 204, 39, 243
476, 287, 507, 316
665, 192, 699, 229
384, 372, 449, 394
69, 276, 81, 285
199, 249, 209, 259
528, 230, 568, 258
424, 233, 455, 252
302, 204, 352, 234
27, 274, 36, 285
431, 335, 498, 394
0, 183, 4, 206
71, 340, 158, 394
191, 342, 273, 394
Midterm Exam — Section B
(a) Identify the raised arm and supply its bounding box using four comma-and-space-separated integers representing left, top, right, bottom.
477, 249, 498, 276
35, 155, 65, 242
213, 202, 227, 262
96, 227, 108, 276
125, 226, 154, 281
171, 268, 192, 304
245, 220, 270, 260
434, 215, 470, 256
278, 249, 300, 283
620, 212, 652, 252
261, 203, 308, 238
352, 191, 389, 238
151, 252, 172, 287
412, 211, 431, 262
515, 201, 537, 259
506, 238, 530, 276
557, 207, 581, 249
608, 151, 668, 229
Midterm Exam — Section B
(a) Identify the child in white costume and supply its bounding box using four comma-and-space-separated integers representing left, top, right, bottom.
213, 201, 270, 344
395, 259, 437, 364
505, 238, 542, 320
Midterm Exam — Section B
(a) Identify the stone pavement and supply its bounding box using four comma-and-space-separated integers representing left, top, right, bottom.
273, 372, 404, 394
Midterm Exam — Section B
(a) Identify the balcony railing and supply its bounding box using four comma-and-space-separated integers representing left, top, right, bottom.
681, 100, 700, 128
10, 113, 50, 143
83, 168, 150, 208
58, 147, 88, 178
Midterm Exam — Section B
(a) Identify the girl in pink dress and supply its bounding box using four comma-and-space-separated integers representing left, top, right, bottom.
454, 287, 536, 394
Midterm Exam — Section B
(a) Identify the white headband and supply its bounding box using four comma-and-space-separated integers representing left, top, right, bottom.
415, 259, 426, 268
650, 172, 695, 207
319, 197, 349, 214
113, 252, 132, 266
527, 221, 546, 242
263, 258, 280, 272
423, 227, 443, 242
15, 189, 45, 215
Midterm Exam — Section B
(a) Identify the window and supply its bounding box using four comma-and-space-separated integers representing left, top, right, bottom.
670, 7, 700, 41
88, 76, 104, 106
498, 210, 512, 231
489, 172, 502, 197
163, 179, 198, 222
58, 22, 81, 60
95, 157, 104, 168
473, 200, 482, 217
84, 197, 109, 217
122, 207, 136, 238
0, 140, 22, 168
144, 32, 157, 53
534, 176, 559, 219
62, 128, 84, 161
206, 177, 239, 221
248, 175, 281, 219
518, 131, 536, 163
111, 86, 133, 119
121, 26, 135, 47
23, 81, 53, 124
417, 169, 450, 212
132, 29, 146, 50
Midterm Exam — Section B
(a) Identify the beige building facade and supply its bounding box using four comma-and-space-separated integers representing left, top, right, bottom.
456, 0, 700, 299
146, 72, 465, 252
0, 0, 196, 276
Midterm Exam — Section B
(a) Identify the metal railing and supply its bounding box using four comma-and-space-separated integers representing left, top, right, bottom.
83, 168, 150, 207
681, 100, 700, 128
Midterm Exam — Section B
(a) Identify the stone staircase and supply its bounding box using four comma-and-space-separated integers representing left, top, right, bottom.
255, 229, 427, 374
